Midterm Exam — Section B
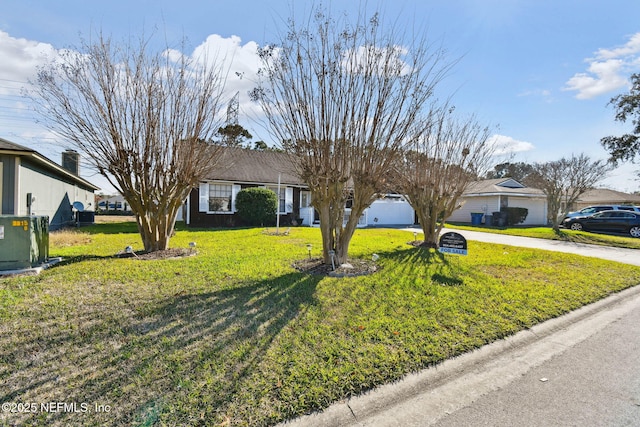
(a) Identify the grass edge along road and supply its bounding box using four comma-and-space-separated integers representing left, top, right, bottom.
1, 224, 639, 426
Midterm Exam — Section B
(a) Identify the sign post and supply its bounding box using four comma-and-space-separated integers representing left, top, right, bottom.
438, 232, 468, 256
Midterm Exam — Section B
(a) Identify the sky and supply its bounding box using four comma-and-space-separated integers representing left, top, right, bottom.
1, 0, 640, 193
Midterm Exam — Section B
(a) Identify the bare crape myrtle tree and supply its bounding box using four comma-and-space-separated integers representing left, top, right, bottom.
31, 34, 227, 252
252, 8, 454, 265
526, 154, 611, 231
394, 105, 494, 248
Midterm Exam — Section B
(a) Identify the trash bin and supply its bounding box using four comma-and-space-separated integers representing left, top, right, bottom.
470, 212, 484, 226
492, 211, 507, 226
491, 212, 506, 226
484, 214, 492, 226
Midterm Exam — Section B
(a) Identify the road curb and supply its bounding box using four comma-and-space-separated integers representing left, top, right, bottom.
280, 283, 640, 427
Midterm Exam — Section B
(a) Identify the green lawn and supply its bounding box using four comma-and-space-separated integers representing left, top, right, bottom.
1, 224, 640, 426
447, 223, 640, 249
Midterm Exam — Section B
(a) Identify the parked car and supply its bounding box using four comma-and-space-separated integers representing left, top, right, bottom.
561, 205, 640, 222
562, 210, 640, 237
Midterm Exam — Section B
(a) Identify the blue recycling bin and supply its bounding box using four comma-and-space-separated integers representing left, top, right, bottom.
470, 212, 484, 225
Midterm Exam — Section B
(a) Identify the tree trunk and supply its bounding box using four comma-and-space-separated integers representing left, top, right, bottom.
315, 198, 363, 267
417, 209, 441, 249
334, 210, 361, 265
318, 203, 336, 265
135, 204, 180, 252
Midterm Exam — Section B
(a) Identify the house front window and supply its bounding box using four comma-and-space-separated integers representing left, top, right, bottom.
209, 184, 232, 212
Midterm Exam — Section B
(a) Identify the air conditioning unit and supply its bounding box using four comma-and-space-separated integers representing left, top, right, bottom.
0, 216, 49, 270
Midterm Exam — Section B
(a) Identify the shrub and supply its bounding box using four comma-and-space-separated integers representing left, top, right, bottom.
235, 187, 278, 226
501, 207, 529, 226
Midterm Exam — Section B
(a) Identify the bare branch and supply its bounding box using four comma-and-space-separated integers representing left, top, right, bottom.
29, 32, 227, 251
253, 6, 456, 264
526, 154, 612, 230
393, 104, 494, 247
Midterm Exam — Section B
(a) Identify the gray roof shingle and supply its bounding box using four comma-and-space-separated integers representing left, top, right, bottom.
0, 137, 99, 191
0, 138, 37, 153
577, 188, 640, 204
464, 178, 545, 196
204, 147, 305, 186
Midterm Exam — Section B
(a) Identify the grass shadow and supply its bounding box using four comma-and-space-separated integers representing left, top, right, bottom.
379, 245, 466, 286
0, 271, 321, 426
431, 273, 464, 286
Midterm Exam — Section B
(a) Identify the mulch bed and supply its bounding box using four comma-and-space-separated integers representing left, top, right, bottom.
292, 257, 379, 277
118, 248, 197, 260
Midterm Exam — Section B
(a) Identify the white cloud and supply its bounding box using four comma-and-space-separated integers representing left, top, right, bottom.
189, 34, 264, 123
595, 33, 640, 60
163, 48, 185, 64
564, 32, 640, 100
0, 30, 58, 95
564, 59, 628, 99
488, 134, 534, 155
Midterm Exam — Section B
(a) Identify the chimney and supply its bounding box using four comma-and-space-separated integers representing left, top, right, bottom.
61, 149, 80, 175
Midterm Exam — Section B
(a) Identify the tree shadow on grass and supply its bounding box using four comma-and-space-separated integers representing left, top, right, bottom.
0, 271, 321, 426
379, 246, 466, 286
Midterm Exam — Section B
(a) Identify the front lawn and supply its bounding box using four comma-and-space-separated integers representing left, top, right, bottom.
1, 225, 639, 426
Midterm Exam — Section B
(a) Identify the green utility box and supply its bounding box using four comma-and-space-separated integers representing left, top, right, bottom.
0, 216, 49, 270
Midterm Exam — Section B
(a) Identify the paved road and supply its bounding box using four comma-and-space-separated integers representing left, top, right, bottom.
433, 291, 640, 427
281, 230, 640, 427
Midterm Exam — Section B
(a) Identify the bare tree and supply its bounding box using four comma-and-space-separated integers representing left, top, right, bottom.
394, 105, 494, 248
525, 154, 611, 231
31, 34, 227, 252
251, 7, 454, 265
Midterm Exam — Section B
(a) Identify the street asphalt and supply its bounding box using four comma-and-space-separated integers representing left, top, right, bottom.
279, 229, 640, 427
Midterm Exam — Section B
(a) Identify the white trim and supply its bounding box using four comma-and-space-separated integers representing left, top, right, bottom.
285, 187, 294, 213
185, 195, 191, 225
14, 157, 20, 215
199, 182, 209, 212
232, 184, 241, 212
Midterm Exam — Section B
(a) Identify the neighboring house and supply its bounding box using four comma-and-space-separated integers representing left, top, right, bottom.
0, 138, 99, 230
448, 178, 548, 225
97, 194, 132, 212
568, 188, 640, 212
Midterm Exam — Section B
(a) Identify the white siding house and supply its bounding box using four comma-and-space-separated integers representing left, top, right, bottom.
447, 178, 548, 225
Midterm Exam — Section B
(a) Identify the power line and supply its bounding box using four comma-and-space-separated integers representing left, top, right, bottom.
0, 77, 30, 85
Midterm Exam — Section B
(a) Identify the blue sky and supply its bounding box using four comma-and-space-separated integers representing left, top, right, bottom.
1, 0, 640, 192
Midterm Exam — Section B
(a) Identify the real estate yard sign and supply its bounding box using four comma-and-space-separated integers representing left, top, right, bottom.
438, 232, 468, 255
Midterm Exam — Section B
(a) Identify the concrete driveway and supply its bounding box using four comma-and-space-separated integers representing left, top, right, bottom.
403, 227, 640, 267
